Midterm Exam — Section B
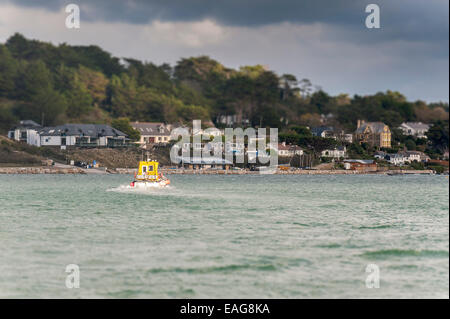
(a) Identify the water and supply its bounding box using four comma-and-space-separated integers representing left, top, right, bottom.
0, 174, 448, 298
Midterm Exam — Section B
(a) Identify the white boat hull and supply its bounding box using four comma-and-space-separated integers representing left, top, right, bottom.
130, 180, 170, 188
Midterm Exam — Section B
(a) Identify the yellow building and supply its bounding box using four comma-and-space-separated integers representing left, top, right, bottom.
355, 120, 391, 148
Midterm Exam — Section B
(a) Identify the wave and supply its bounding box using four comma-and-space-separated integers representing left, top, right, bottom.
361, 249, 449, 259
357, 225, 394, 230
147, 263, 277, 274
316, 243, 341, 249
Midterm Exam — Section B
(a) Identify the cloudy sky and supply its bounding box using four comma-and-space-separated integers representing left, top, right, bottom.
0, 0, 448, 102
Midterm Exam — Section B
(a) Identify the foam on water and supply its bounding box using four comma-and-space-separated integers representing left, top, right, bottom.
107, 183, 172, 194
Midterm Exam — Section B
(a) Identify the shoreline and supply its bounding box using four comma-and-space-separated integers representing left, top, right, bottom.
0, 166, 436, 175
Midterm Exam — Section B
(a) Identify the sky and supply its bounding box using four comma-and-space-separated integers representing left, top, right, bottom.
0, 0, 448, 102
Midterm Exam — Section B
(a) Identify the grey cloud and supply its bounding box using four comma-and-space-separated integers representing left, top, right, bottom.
3, 0, 448, 53
1, 0, 448, 101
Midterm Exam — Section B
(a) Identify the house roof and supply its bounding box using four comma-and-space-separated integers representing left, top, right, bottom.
387, 153, 406, 159
278, 143, 302, 151
401, 122, 430, 131
38, 124, 127, 137
131, 122, 171, 136
344, 159, 374, 164
11, 120, 42, 130
355, 122, 389, 134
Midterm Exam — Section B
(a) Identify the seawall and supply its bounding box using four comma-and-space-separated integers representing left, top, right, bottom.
0, 166, 436, 175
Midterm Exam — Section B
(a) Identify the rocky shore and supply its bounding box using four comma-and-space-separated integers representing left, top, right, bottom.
0, 166, 85, 174
0, 166, 435, 175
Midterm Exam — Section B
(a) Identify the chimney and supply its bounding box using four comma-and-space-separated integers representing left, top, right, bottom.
357, 120, 365, 128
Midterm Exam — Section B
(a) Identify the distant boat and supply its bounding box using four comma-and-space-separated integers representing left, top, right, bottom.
129, 160, 170, 188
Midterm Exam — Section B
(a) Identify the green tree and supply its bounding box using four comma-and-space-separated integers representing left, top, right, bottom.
405, 139, 416, 151
65, 77, 93, 118
426, 121, 449, 153
0, 46, 18, 97
111, 118, 140, 141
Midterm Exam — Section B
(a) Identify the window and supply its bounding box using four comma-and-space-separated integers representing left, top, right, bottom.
142, 166, 147, 173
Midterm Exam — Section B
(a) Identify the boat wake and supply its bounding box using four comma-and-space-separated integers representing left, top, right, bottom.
107, 184, 172, 194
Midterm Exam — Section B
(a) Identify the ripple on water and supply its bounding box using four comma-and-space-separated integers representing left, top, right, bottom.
146, 263, 278, 275
360, 249, 449, 260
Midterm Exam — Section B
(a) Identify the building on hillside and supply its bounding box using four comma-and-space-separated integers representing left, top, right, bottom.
399, 122, 430, 139
321, 146, 347, 158
131, 122, 171, 145
8, 120, 42, 143
398, 151, 421, 163
343, 159, 377, 172
354, 120, 391, 148
341, 133, 353, 143
311, 126, 335, 138
277, 143, 303, 157
216, 114, 250, 126
385, 153, 408, 166
374, 150, 387, 160
178, 157, 233, 170
30, 124, 128, 147
311, 127, 353, 143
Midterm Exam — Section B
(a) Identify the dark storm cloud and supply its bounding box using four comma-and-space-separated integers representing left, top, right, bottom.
4, 0, 448, 46
8, 0, 365, 26
0, 0, 448, 101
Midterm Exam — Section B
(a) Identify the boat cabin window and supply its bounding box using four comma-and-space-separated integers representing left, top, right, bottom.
142, 166, 147, 173
148, 165, 153, 172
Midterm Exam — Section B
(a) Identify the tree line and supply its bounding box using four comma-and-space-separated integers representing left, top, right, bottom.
0, 33, 448, 152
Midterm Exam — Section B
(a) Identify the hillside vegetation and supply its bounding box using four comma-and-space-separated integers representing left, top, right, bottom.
0, 33, 448, 135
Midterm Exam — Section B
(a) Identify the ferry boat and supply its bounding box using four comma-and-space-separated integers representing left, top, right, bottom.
130, 160, 170, 188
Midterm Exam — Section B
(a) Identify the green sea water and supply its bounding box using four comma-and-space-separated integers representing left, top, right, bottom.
0, 174, 448, 298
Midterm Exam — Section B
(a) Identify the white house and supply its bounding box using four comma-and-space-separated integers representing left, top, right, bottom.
277, 143, 303, 157
8, 120, 42, 144
386, 153, 408, 166
400, 151, 429, 163
399, 122, 430, 139
31, 124, 128, 147
321, 146, 346, 158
